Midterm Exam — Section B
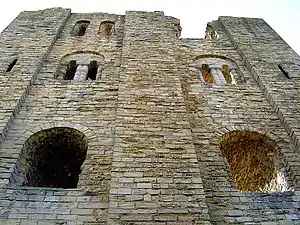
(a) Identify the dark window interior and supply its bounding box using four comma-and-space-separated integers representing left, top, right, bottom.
18, 127, 88, 189
86, 60, 98, 80
6, 59, 18, 72
278, 64, 290, 79
73, 20, 90, 36
65, 60, 77, 80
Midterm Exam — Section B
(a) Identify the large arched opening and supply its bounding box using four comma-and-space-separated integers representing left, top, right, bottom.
220, 130, 289, 192
12, 127, 88, 188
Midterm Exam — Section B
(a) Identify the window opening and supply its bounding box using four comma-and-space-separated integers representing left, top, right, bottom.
87, 61, 98, 80
73, 20, 90, 36
200, 64, 214, 84
99, 21, 115, 37
222, 64, 232, 84
278, 64, 290, 79
12, 127, 88, 189
6, 59, 18, 72
65, 60, 77, 80
220, 130, 289, 192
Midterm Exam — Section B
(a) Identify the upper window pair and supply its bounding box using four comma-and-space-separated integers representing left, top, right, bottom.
72, 20, 115, 37
195, 56, 243, 86
56, 52, 105, 81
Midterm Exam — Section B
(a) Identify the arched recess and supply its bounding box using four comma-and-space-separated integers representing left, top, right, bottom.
99, 21, 115, 37
220, 130, 290, 192
55, 51, 105, 81
72, 20, 90, 36
195, 55, 243, 85
10, 127, 88, 189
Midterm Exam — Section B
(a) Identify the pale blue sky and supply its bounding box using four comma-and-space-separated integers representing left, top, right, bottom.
0, 0, 299, 55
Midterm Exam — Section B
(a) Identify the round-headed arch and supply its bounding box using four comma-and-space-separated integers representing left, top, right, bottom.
195, 54, 241, 85
220, 130, 281, 192
195, 54, 236, 62
14, 127, 88, 189
60, 51, 105, 61
56, 51, 105, 80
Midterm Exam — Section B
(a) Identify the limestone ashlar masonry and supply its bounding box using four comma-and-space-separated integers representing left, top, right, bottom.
0, 7, 299, 225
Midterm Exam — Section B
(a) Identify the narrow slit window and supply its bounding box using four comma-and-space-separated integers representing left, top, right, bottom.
278, 64, 290, 79
99, 21, 115, 37
6, 59, 18, 72
65, 60, 77, 80
87, 61, 98, 80
73, 20, 90, 36
200, 64, 214, 84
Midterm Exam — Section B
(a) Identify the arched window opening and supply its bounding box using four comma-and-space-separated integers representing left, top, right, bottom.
6, 59, 18, 72
56, 52, 105, 81
200, 64, 214, 84
195, 55, 243, 85
73, 20, 90, 36
87, 60, 98, 80
220, 130, 290, 192
11, 127, 88, 189
278, 64, 290, 79
65, 60, 77, 80
99, 21, 115, 37
222, 64, 232, 84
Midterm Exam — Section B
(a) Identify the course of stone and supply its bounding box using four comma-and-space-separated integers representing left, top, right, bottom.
0, 7, 299, 225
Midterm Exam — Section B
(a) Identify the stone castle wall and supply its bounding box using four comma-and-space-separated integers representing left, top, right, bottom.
0, 8, 299, 225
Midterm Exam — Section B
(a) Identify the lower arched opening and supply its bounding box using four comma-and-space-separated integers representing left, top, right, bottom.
12, 127, 88, 189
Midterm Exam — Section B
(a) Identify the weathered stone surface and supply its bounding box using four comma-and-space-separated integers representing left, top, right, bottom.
0, 7, 299, 225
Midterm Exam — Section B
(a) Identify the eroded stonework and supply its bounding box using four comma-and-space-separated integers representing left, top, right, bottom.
0, 7, 299, 225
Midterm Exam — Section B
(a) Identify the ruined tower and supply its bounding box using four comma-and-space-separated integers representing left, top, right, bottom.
0, 7, 299, 225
